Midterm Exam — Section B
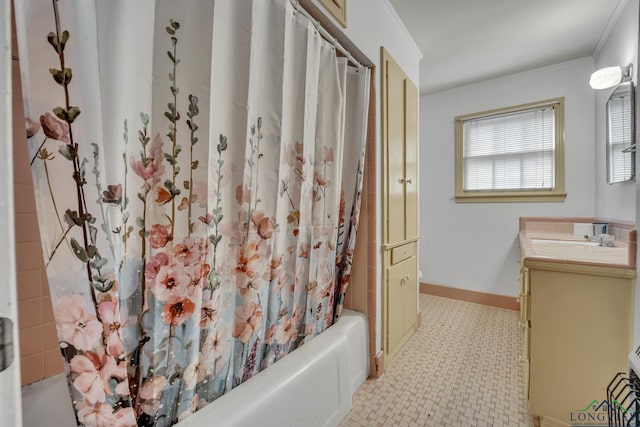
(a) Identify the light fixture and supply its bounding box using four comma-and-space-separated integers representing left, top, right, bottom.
589, 63, 633, 89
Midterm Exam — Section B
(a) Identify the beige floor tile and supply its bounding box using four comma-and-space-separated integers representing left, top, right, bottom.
340, 295, 539, 427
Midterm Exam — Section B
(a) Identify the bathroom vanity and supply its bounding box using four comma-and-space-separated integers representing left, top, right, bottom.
518, 217, 636, 427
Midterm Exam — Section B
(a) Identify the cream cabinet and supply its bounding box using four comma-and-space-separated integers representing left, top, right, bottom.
381, 47, 419, 360
384, 244, 418, 358
382, 47, 418, 245
520, 260, 635, 427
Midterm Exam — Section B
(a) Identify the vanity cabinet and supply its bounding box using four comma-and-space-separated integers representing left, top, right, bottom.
520, 260, 635, 427
381, 47, 419, 360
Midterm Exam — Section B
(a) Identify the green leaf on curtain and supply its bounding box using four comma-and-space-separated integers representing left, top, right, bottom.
92, 280, 114, 293
183, 180, 190, 190
47, 32, 59, 53
167, 51, 176, 63
58, 144, 75, 161
70, 238, 89, 262
140, 113, 149, 126
64, 209, 82, 227
60, 31, 70, 51
170, 20, 180, 30
52, 106, 66, 121
191, 160, 199, 169
165, 26, 175, 36
67, 106, 81, 123
62, 68, 72, 85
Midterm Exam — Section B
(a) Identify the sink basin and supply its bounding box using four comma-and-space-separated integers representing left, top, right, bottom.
530, 239, 601, 247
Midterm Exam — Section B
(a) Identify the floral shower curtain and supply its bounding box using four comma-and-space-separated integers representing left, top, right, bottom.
13, 0, 370, 425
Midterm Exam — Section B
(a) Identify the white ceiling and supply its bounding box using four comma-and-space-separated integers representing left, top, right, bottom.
388, 0, 628, 94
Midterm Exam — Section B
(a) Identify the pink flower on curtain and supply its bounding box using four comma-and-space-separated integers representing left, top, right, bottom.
314, 170, 330, 188
101, 184, 122, 205
76, 401, 117, 427
202, 325, 230, 361
183, 356, 207, 390
161, 296, 196, 326
55, 295, 103, 351
233, 301, 263, 344
113, 408, 137, 427
236, 240, 262, 279
235, 184, 251, 205
321, 146, 334, 163
274, 316, 297, 345
98, 299, 124, 356
299, 243, 310, 259
39, 112, 69, 142
139, 376, 166, 416
150, 263, 189, 301
129, 157, 165, 182
173, 237, 201, 265
200, 293, 219, 327
251, 211, 275, 240
264, 324, 277, 345
149, 223, 171, 248
70, 351, 127, 403
144, 252, 170, 280
149, 133, 165, 164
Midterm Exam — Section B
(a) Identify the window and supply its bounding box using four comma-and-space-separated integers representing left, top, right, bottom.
455, 98, 566, 202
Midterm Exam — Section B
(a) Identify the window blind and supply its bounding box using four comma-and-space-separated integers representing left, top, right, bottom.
608, 92, 633, 183
462, 106, 555, 192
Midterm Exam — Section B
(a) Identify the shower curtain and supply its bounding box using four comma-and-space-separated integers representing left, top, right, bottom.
13, 0, 370, 425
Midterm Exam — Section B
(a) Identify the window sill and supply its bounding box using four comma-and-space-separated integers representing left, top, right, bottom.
455, 191, 567, 203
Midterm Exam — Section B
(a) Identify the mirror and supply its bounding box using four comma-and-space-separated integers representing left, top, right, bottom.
606, 81, 635, 184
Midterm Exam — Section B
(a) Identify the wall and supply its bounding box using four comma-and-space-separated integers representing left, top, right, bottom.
594, 0, 638, 221
305, 0, 422, 354
11, 7, 62, 385
592, 0, 640, 345
420, 57, 596, 297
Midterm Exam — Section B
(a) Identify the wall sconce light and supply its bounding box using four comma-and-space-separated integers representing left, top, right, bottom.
589, 63, 633, 89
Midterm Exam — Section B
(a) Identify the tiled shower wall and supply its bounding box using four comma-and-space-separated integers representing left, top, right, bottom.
342, 75, 378, 376
11, 8, 63, 385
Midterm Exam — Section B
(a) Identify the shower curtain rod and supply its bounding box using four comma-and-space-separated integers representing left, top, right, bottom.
290, 0, 364, 68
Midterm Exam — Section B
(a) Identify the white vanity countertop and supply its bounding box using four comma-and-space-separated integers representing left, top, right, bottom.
519, 231, 633, 269
518, 217, 636, 271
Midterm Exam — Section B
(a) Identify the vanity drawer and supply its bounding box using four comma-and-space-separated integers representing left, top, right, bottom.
391, 242, 416, 265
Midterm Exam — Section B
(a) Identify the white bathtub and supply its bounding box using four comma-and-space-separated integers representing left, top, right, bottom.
21, 309, 369, 427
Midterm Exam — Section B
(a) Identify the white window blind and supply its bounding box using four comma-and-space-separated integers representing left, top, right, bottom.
608, 90, 634, 183
462, 106, 555, 192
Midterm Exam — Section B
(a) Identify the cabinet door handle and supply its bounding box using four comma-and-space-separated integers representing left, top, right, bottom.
405, 178, 412, 184
518, 321, 527, 329
399, 178, 413, 184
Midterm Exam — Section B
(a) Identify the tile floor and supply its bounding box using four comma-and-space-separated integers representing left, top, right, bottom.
339, 294, 538, 427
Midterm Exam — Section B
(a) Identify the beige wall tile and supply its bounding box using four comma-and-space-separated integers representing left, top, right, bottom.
20, 353, 44, 385
18, 297, 43, 329
19, 324, 43, 357
44, 349, 64, 378
17, 269, 42, 301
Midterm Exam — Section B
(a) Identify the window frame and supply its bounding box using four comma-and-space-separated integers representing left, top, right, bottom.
455, 97, 566, 203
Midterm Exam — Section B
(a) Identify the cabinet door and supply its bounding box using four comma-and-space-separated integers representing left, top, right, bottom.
385, 58, 406, 244
386, 260, 404, 353
402, 256, 418, 333
404, 81, 418, 240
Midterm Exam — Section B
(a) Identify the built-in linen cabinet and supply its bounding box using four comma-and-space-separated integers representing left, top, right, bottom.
381, 47, 419, 360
